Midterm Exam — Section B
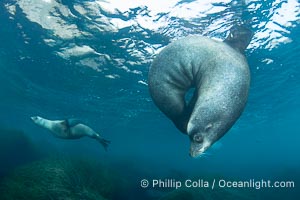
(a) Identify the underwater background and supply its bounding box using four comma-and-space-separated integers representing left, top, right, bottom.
0, 0, 299, 199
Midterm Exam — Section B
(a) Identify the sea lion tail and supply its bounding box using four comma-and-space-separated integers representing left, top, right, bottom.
224, 24, 253, 53
96, 137, 111, 151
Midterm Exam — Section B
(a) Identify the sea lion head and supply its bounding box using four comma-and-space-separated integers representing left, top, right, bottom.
188, 124, 213, 158
31, 116, 42, 124
187, 102, 235, 158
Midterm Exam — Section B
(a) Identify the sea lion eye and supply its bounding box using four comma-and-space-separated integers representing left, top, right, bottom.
205, 123, 213, 132
193, 134, 203, 143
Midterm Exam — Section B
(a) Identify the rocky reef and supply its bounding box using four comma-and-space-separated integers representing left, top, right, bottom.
0, 157, 131, 200
0, 155, 262, 200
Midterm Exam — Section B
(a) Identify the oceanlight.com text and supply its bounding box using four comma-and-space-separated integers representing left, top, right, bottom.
218, 179, 295, 190
140, 178, 295, 190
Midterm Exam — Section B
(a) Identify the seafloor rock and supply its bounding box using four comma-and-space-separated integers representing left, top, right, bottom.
0, 157, 128, 200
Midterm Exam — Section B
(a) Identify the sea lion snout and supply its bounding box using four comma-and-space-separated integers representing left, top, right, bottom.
189, 137, 211, 158
31, 116, 40, 122
31, 116, 38, 121
31, 116, 44, 125
187, 119, 218, 157
188, 131, 212, 158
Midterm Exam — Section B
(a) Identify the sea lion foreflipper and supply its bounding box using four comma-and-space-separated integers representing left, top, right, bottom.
59, 120, 71, 136
224, 25, 253, 53
60, 119, 82, 136
66, 119, 82, 127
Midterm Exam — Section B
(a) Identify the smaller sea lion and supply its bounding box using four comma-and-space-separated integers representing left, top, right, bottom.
31, 116, 110, 151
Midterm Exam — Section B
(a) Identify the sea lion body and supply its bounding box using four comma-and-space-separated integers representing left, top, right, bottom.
31, 116, 110, 151
149, 26, 252, 157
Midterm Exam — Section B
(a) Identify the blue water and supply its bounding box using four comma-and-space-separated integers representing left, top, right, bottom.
0, 0, 299, 199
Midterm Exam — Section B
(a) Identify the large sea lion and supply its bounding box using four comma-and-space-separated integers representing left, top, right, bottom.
148, 25, 253, 157
31, 116, 110, 151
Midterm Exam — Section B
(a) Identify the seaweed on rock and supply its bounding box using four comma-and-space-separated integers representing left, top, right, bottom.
0, 157, 128, 200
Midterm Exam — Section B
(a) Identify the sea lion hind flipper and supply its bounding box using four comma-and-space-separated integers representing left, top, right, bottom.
96, 137, 111, 151
224, 24, 253, 53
